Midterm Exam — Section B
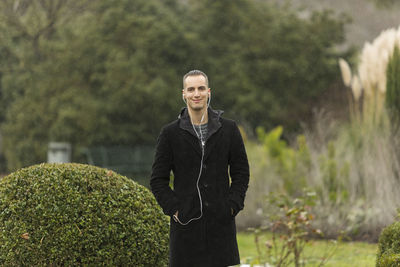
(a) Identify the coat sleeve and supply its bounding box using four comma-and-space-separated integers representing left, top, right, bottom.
150, 127, 179, 216
228, 122, 250, 217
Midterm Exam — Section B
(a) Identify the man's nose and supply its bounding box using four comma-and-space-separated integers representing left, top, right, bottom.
194, 89, 200, 97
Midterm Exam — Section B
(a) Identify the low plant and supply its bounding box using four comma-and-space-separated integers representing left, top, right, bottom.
249, 190, 336, 267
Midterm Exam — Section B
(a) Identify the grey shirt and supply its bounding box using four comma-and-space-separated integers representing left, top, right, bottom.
193, 123, 208, 144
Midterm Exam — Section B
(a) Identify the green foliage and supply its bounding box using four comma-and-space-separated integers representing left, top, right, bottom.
187, 0, 349, 132
377, 221, 400, 267
250, 190, 335, 267
257, 126, 311, 196
0, 0, 188, 171
385, 46, 400, 117
318, 141, 350, 204
0, 0, 350, 171
0, 163, 169, 266
377, 253, 400, 267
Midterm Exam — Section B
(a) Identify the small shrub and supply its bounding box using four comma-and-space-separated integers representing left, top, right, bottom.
377, 221, 400, 267
0, 163, 169, 266
250, 190, 336, 267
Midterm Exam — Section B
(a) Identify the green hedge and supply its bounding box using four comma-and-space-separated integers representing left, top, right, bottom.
377, 221, 400, 267
0, 163, 169, 266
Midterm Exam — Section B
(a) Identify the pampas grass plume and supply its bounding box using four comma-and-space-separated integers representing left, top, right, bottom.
351, 75, 362, 101
339, 58, 352, 87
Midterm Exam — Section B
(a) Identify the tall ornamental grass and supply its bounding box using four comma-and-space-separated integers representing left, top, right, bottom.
339, 25, 400, 124
237, 26, 400, 241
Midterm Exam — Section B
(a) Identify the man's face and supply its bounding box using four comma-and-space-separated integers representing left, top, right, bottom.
183, 75, 210, 112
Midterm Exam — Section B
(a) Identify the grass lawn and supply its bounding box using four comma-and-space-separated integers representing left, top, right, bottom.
237, 231, 378, 267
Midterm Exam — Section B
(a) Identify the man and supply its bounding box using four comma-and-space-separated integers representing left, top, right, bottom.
150, 70, 250, 267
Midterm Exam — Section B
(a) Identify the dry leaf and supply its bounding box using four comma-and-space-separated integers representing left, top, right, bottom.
21, 233, 29, 240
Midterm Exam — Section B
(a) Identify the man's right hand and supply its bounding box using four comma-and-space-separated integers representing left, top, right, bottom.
173, 211, 179, 222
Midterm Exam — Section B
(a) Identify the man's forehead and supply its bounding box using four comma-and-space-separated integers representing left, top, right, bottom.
184, 75, 207, 87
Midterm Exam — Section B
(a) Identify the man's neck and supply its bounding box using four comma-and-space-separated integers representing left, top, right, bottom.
188, 107, 208, 125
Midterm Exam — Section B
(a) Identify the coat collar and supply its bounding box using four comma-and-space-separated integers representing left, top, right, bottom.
178, 107, 224, 157
178, 107, 223, 140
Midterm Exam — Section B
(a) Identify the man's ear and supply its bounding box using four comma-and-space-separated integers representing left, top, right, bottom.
182, 89, 186, 103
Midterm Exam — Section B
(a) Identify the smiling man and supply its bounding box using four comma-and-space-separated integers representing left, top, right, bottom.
150, 70, 250, 267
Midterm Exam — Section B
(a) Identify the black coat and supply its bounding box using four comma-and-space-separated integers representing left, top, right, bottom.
150, 107, 250, 267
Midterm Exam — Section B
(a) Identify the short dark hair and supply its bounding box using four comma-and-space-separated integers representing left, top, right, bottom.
183, 70, 209, 88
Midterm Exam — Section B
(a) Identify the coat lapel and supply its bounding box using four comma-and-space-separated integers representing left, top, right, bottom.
179, 129, 202, 157
204, 129, 221, 161
178, 108, 202, 157
204, 108, 222, 161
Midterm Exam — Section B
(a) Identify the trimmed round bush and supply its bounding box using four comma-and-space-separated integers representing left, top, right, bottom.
0, 163, 169, 266
377, 221, 400, 267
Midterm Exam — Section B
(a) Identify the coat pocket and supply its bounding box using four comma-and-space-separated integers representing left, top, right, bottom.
172, 194, 201, 227
215, 199, 234, 224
